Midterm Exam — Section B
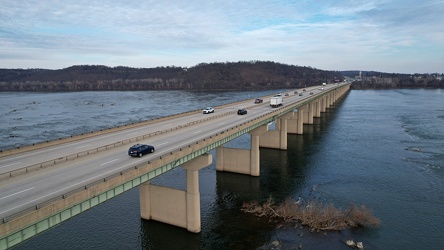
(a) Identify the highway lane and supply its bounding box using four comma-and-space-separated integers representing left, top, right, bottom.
0, 97, 259, 174
0, 99, 273, 218
0, 86, 318, 174
0, 84, 339, 219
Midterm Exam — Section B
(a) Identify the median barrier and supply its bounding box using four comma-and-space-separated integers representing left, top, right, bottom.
77, 151, 89, 158
0, 94, 312, 229
27, 164, 41, 173
97, 146, 107, 153
66, 154, 78, 161
40, 160, 55, 169
54, 157, 67, 165
0, 108, 205, 157
0, 86, 344, 181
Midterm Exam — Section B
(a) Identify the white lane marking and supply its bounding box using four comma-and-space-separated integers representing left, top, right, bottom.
0, 162, 21, 169
100, 158, 119, 166
75, 144, 91, 149
0, 161, 136, 216
157, 142, 169, 146
193, 130, 201, 134
1, 187, 34, 200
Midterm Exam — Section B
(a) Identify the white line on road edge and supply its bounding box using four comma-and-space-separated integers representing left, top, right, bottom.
100, 158, 119, 166
0, 162, 21, 169
1, 187, 34, 200
0, 161, 135, 217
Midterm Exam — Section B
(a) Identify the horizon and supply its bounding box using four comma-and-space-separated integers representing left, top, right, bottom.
1, 62, 441, 75
1, 1, 443, 74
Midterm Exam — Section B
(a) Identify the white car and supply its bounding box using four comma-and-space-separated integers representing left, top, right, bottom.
203, 107, 214, 114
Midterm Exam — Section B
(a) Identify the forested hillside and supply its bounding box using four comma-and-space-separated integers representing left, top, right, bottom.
0, 61, 342, 92
342, 71, 444, 89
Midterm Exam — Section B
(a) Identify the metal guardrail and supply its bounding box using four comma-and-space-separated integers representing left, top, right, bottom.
0, 106, 286, 224
0, 107, 239, 180
0, 94, 260, 156
0, 86, 342, 180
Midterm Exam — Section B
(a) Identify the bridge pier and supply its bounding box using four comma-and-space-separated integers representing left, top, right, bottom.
139, 154, 212, 233
314, 99, 321, 117
286, 107, 304, 134
258, 116, 289, 150
320, 96, 327, 112
301, 103, 315, 125
216, 124, 268, 176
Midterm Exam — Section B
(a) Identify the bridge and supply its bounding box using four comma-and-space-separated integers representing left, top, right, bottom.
0, 83, 350, 249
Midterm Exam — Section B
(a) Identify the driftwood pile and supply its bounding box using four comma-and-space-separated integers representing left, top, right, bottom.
241, 197, 380, 231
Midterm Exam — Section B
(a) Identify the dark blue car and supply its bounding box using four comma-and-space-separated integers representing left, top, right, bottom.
128, 144, 155, 157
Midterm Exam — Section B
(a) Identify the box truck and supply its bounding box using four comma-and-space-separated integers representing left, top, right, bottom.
270, 96, 283, 108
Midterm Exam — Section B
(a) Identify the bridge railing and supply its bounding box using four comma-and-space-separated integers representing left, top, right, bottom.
0, 105, 242, 181
1, 86, 342, 180
0, 92, 265, 157
0, 107, 274, 224
0, 84, 349, 226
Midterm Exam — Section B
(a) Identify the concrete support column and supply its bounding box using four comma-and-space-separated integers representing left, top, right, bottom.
139, 154, 212, 233
181, 154, 212, 233
185, 167, 200, 232
321, 96, 327, 113
139, 181, 151, 220
308, 102, 314, 124
302, 104, 310, 124
215, 145, 224, 172
249, 124, 267, 176
250, 134, 260, 176
326, 94, 330, 109
297, 108, 304, 134
315, 99, 321, 117
217, 125, 267, 176
279, 118, 287, 150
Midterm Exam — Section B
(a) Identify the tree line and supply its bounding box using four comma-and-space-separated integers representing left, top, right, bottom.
342, 70, 444, 89
0, 61, 342, 92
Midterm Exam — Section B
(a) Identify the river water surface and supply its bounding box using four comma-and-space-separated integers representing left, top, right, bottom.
1, 89, 443, 249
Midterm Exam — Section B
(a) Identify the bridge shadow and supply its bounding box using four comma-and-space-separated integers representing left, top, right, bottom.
140, 219, 202, 249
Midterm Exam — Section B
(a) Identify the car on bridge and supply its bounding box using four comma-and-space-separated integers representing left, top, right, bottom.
203, 107, 214, 114
254, 98, 263, 103
128, 144, 155, 157
237, 109, 247, 115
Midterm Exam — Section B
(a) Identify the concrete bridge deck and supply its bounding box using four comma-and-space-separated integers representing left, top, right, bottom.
0, 83, 350, 249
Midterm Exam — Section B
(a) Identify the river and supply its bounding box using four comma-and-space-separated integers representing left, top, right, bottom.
1, 89, 443, 249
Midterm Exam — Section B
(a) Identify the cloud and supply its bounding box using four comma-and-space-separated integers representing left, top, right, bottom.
0, 0, 443, 73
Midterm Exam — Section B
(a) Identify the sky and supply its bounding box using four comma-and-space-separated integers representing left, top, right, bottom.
1, 0, 443, 73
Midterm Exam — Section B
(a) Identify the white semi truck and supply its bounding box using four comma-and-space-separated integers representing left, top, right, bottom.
270, 96, 283, 108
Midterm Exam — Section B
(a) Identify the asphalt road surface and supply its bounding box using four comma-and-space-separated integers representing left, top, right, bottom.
0, 84, 341, 219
